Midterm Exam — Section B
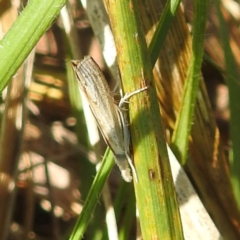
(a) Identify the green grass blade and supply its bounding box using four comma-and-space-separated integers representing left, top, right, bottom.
171, 0, 209, 164
118, 190, 135, 240
214, 0, 240, 209
69, 147, 114, 240
104, 0, 184, 238
149, 0, 181, 66
0, 0, 67, 93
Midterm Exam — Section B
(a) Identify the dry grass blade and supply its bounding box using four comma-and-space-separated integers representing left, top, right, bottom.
141, 0, 240, 238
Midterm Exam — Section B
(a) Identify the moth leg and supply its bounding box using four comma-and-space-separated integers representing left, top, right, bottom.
116, 107, 136, 181
119, 86, 148, 108
125, 151, 138, 182
117, 86, 148, 182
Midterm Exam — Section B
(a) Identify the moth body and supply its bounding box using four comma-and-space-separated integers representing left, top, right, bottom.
72, 56, 132, 182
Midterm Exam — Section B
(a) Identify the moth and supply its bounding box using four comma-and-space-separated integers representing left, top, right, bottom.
72, 56, 144, 182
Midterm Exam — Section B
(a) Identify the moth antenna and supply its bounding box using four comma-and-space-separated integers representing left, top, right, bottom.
126, 152, 138, 183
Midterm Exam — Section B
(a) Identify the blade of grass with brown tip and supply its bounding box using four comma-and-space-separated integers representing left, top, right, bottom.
104, 0, 184, 239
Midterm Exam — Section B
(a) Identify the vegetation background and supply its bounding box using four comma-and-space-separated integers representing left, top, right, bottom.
0, 0, 239, 239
